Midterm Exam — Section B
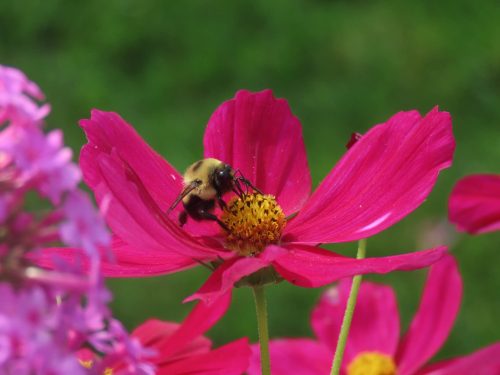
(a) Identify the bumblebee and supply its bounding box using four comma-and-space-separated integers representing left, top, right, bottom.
168, 158, 260, 229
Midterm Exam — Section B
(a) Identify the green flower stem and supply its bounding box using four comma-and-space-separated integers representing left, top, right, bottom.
330, 239, 367, 375
252, 285, 271, 375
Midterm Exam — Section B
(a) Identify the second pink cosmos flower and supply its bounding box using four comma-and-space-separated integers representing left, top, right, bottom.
248, 255, 500, 375
38, 90, 455, 303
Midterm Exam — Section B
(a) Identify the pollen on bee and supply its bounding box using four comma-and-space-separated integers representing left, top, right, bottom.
221, 193, 286, 256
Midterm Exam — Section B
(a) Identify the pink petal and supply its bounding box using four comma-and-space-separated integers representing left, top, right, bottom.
420, 343, 500, 375
185, 246, 288, 305
132, 319, 181, 345
81, 109, 220, 247
156, 292, 231, 359
203, 90, 312, 215
32, 241, 197, 277
272, 244, 448, 287
248, 339, 331, 375
285, 108, 454, 243
448, 174, 500, 234
104, 237, 199, 276
132, 319, 212, 362
396, 254, 462, 374
157, 338, 250, 375
90, 149, 226, 267
80, 110, 183, 212
311, 280, 400, 366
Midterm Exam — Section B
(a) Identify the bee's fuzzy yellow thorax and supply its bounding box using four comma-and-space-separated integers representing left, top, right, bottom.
347, 352, 397, 375
221, 193, 286, 256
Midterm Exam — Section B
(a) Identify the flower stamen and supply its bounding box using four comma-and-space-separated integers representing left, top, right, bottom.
221, 193, 286, 256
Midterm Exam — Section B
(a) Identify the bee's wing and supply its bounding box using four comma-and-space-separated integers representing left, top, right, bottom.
167, 180, 201, 214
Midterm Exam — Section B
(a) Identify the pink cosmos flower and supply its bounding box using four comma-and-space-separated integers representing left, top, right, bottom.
81, 293, 250, 375
248, 254, 500, 375
448, 174, 500, 234
38, 90, 454, 303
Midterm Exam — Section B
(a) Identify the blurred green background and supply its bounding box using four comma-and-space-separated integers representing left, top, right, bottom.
2, 0, 499, 364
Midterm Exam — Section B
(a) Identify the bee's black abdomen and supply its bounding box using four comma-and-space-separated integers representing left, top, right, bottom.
183, 195, 216, 221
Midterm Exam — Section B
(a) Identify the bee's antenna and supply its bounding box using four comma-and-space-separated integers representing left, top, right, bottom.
232, 178, 245, 197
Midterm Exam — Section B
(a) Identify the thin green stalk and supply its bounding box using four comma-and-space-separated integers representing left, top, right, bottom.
252, 285, 271, 375
330, 239, 367, 375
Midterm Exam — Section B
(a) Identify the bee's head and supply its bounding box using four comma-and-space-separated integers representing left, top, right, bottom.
213, 163, 235, 194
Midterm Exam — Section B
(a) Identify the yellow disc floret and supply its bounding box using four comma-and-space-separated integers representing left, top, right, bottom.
347, 352, 397, 375
221, 193, 286, 256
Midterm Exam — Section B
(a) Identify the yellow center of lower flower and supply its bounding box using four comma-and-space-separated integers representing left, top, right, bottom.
347, 352, 397, 375
221, 193, 286, 256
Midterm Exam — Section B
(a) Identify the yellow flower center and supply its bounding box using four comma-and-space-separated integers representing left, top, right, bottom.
347, 352, 397, 375
221, 193, 286, 256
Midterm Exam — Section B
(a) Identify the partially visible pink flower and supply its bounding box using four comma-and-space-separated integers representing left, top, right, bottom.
83, 292, 250, 375
38, 90, 454, 304
0, 63, 102, 261
449, 174, 500, 234
0, 65, 50, 126
0, 63, 151, 374
249, 254, 500, 375
0, 274, 154, 375
88, 319, 156, 375
0, 126, 81, 203
0, 284, 88, 375
60, 190, 110, 261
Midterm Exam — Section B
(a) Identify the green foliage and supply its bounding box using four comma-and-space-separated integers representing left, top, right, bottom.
2, 0, 499, 360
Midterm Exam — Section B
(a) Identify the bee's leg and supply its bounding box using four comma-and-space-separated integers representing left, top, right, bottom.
244, 178, 263, 194
235, 176, 262, 195
198, 209, 229, 232
217, 197, 227, 210
179, 211, 188, 227
232, 169, 246, 195
232, 179, 245, 198
233, 169, 262, 194
216, 192, 228, 210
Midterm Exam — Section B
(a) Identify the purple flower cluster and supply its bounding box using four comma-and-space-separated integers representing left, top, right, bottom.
0, 65, 154, 374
